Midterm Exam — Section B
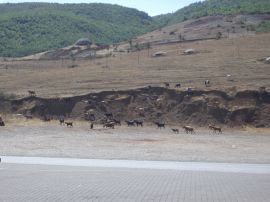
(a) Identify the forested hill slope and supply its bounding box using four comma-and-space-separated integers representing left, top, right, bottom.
1, 1, 270, 57
0, 3, 162, 57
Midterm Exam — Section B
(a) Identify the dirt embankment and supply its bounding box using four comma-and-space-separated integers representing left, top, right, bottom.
0, 87, 269, 127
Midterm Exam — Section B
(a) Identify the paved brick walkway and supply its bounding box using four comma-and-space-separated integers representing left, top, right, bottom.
0, 163, 269, 202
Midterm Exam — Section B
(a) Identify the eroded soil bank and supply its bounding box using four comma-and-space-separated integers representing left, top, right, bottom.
0, 87, 269, 127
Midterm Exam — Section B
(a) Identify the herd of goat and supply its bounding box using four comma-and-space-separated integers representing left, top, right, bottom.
0, 114, 222, 134
0, 79, 221, 134
57, 113, 222, 134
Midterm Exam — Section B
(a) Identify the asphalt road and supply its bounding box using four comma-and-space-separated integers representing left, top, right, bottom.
0, 157, 270, 202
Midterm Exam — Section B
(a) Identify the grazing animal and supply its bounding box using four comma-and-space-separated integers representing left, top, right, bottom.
155, 122, 165, 129
28, 90, 36, 97
59, 116, 65, 125
65, 122, 73, 127
59, 119, 65, 125
205, 80, 210, 87
134, 120, 143, 127
113, 119, 121, 126
171, 128, 179, 133
103, 122, 115, 129
89, 114, 96, 121
208, 124, 222, 133
164, 82, 170, 88
0, 117, 4, 126
183, 126, 195, 134
125, 120, 135, 127
175, 83, 181, 88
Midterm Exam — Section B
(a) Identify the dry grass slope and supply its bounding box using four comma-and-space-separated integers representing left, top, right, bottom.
0, 33, 269, 98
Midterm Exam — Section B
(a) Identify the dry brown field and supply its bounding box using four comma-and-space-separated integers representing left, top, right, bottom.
0, 33, 269, 98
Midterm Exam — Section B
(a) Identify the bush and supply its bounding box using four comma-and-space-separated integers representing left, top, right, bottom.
256, 21, 270, 32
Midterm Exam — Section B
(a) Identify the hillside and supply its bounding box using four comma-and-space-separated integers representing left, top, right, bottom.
0, 28, 270, 127
1, 1, 270, 57
130, 14, 270, 50
1, 33, 269, 96
163, 0, 270, 25
0, 3, 163, 57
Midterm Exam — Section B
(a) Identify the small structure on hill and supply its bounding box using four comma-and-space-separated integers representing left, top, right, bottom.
152, 51, 167, 57
183, 49, 196, 55
75, 38, 92, 46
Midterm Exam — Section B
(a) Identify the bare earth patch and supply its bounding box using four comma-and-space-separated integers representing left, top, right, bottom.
0, 120, 269, 163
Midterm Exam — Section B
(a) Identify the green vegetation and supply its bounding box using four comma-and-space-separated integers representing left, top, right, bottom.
164, 0, 270, 25
0, 3, 165, 57
256, 21, 270, 32
0, 1, 270, 57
